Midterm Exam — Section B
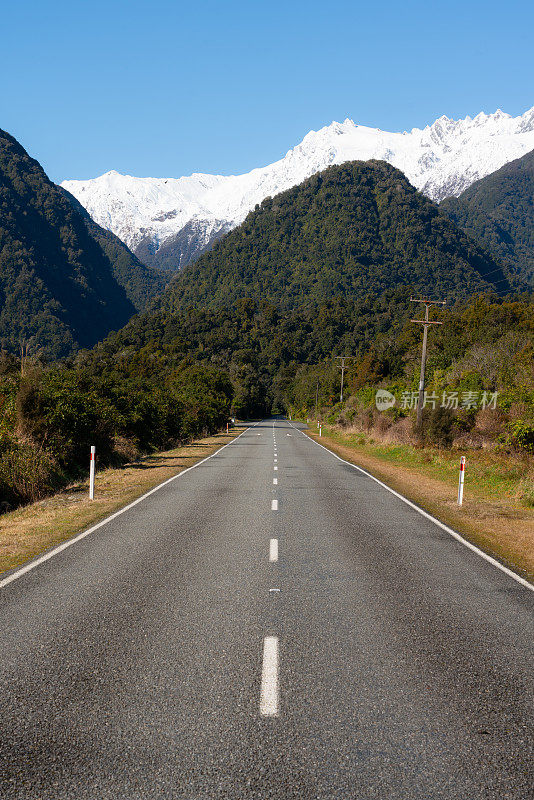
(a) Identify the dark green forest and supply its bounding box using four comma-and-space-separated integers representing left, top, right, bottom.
2, 287, 532, 509
95, 292, 534, 417
161, 160, 513, 313
0, 129, 165, 359
440, 149, 534, 289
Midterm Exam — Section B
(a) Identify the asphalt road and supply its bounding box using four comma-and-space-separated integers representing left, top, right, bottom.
0, 419, 532, 799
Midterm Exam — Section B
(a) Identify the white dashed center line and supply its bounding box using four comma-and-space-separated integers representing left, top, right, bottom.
262, 426, 283, 717
260, 636, 279, 716
269, 538, 278, 562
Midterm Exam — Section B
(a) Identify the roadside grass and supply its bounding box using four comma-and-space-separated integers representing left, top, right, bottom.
327, 429, 531, 501
0, 427, 244, 578
307, 424, 534, 583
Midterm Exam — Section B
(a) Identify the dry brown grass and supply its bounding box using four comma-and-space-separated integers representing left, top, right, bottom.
0, 428, 244, 577
308, 429, 534, 583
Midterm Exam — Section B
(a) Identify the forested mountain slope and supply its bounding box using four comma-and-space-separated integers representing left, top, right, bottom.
60, 189, 167, 310
440, 150, 534, 289
160, 160, 511, 315
0, 130, 163, 359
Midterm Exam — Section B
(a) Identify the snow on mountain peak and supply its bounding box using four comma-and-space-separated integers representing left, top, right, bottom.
61, 105, 534, 271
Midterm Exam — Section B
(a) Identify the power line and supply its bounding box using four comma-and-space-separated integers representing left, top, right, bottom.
479, 276, 513, 286
474, 266, 512, 280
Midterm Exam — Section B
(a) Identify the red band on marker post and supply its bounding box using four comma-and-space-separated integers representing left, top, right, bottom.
457, 456, 466, 505
89, 445, 96, 500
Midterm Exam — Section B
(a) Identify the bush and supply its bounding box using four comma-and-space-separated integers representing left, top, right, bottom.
17, 371, 118, 472
0, 441, 62, 505
502, 420, 534, 454
375, 413, 393, 435
474, 408, 506, 439
423, 407, 455, 448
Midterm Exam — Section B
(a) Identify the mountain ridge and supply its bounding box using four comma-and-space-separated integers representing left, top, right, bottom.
157, 159, 511, 315
61, 106, 534, 271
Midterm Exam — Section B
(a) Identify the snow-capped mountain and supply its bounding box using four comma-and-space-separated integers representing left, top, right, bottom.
61, 106, 534, 271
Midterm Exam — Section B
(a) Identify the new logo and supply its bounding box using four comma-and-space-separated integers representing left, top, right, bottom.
375, 390, 396, 411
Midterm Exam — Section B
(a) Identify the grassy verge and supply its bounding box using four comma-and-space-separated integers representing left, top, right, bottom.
0, 427, 244, 578
306, 424, 534, 583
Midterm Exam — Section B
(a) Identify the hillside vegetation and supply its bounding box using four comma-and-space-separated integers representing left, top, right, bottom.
0, 351, 232, 510
440, 149, 534, 288
60, 189, 167, 309
0, 129, 164, 359
163, 160, 512, 312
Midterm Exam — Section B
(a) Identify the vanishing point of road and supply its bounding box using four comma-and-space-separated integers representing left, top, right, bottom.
0, 419, 532, 799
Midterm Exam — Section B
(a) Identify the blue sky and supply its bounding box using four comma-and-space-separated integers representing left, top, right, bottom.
2, 0, 533, 182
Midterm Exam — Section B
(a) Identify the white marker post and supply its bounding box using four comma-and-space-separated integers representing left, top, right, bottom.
319, 425, 322, 437
457, 456, 466, 506
89, 445, 95, 500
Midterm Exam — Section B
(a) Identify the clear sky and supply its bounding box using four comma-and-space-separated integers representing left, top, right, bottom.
2, 0, 533, 182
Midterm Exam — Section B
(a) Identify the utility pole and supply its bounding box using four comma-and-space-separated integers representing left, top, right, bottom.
410, 298, 446, 429
335, 356, 354, 403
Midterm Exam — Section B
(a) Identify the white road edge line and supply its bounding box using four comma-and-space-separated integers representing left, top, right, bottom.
288, 421, 533, 592
260, 636, 279, 716
269, 538, 279, 562
0, 426, 252, 591
271, 499, 278, 511
274, 466, 278, 471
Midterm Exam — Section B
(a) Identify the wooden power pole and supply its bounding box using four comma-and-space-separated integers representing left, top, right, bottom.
335, 356, 354, 404
410, 298, 446, 429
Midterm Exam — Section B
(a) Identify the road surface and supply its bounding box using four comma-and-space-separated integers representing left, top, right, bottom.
0, 419, 532, 799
